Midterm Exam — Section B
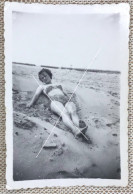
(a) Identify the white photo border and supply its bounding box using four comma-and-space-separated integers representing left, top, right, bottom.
4, 2, 129, 189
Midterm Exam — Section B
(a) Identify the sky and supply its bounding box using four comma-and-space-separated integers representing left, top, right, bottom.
12, 11, 127, 71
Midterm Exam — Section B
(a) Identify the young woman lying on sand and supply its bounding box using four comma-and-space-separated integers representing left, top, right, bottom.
27, 68, 87, 137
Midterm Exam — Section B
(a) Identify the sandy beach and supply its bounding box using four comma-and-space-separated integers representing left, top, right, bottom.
13, 63, 120, 181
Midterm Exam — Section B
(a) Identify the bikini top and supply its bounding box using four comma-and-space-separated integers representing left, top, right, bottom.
45, 85, 63, 94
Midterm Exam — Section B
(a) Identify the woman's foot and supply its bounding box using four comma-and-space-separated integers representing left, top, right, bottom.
79, 120, 88, 134
75, 120, 88, 137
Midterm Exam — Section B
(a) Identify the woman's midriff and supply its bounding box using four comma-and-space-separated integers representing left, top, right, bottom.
48, 89, 69, 105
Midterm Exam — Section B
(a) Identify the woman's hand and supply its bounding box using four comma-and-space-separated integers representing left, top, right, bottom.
26, 86, 43, 108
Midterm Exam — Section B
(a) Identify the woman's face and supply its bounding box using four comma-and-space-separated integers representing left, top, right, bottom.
39, 71, 51, 84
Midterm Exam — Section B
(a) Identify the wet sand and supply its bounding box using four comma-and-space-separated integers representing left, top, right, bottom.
13, 64, 120, 180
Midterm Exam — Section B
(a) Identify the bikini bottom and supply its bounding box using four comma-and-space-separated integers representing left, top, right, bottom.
50, 95, 69, 106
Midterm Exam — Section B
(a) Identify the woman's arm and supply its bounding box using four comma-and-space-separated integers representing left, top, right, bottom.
27, 85, 43, 107
58, 84, 68, 97
63, 85, 82, 100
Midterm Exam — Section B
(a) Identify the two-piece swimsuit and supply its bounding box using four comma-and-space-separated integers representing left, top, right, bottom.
45, 85, 69, 106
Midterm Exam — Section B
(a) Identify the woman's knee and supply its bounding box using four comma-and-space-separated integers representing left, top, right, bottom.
65, 102, 77, 115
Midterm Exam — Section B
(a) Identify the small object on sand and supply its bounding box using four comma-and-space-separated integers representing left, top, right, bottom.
49, 158, 54, 161
43, 142, 57, 149
15, 132, 19, 136
112, 133, 117, 137
54, 148, 63, 156
45, 118, 50, 122
106, 123, 112, 127
62, 143, 65, 147
54, 133, 58, 137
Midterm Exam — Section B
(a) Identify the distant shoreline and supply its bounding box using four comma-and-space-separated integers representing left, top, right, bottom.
12, 62, 121, 74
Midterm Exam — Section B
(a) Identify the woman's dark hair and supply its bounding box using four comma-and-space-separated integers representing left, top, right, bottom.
38, 68, 52, 79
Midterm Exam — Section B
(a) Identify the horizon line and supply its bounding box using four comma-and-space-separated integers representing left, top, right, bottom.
12, 62, 121, 74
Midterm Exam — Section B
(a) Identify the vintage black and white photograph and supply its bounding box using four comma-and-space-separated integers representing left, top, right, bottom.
5, 3, 129, 189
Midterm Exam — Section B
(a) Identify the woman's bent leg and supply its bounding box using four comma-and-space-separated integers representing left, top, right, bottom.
50, 101, 80, 136
65, 102, 87, 134
65, 102, 79, 127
